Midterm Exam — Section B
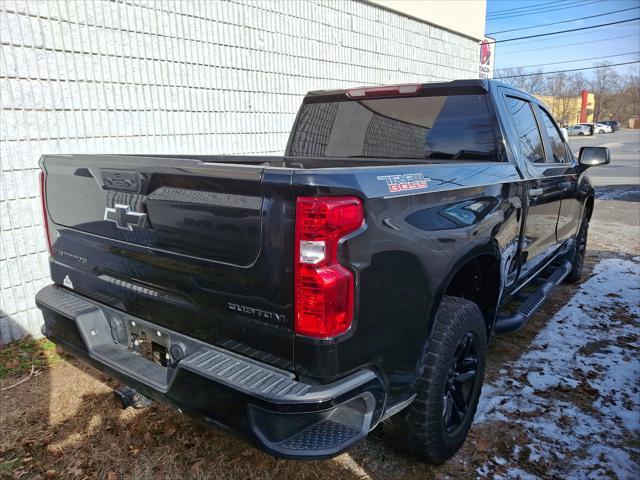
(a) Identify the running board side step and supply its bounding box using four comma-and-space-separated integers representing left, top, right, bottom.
494, 260, 572, 335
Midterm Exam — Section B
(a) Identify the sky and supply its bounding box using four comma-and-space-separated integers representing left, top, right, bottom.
485, 0, 640, 79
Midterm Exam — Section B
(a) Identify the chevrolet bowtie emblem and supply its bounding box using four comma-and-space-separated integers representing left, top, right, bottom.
104, 204, 147, 230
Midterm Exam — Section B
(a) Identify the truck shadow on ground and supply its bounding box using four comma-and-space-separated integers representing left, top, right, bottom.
0, 249, 632, 479
2, 354, 411, 479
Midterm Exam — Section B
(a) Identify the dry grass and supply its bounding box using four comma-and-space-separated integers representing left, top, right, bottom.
0, 338, 63, 381
0, 356, 508, 480
2, 356, 375, 480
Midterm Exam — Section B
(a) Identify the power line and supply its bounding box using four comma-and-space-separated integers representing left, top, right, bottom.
498, 33, 640, 55
495, 22, 638, 48
487, 6, 640, 35
487, 0, 588, 19
487, 0, 562, 17
488, 1, 604, 21
488, 0, 598, 20
488, 0, 603, 21
496, 60, 640, 78
487, 17, 640, 44
495, 51, 640, 72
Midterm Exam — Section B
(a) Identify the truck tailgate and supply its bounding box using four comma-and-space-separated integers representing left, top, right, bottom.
41, 154, 296, 370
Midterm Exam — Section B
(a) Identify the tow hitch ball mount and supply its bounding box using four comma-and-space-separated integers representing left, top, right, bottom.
113, 385, 153, 409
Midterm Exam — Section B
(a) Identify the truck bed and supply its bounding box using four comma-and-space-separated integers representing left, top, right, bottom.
135, 154, 483, 169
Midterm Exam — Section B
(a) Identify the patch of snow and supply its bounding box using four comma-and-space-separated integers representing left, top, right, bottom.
498, 468, 541, 480
476, 463, 491, 478
596, 186, 640, 202
475, 258, 640, 479
493, 468, 541, 480
493, 456, 508, 466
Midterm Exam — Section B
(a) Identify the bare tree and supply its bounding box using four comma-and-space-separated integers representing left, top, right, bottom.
543, 73, 576, 124
590, 62, 622, 121
600, 68, 640, 122
624, 70, 640, 119
495, 60, 640, 125
570, 73, 588, 95
495, 67, 545, 93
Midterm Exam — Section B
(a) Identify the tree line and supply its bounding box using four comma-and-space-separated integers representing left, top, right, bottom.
496, 62, 640, 126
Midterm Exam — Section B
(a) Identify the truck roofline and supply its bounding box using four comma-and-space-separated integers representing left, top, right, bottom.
304, 79, 493, 102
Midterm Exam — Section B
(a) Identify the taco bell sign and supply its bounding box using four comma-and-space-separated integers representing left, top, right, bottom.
479, 37, 495, 79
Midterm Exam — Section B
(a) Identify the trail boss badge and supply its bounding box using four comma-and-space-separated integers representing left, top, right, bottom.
377, 173, 431, 193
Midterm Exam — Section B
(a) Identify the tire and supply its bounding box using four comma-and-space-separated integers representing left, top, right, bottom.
578, 132, 584, 136
401, 296, 487, 464
598, 129, 605, 134
565, 212, 590, 283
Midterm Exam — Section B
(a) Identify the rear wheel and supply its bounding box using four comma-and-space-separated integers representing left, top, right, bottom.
565, 212, 590, 283
401, 296, 486, 464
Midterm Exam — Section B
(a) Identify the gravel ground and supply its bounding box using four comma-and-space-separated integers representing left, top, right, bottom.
1, 192, 638, 480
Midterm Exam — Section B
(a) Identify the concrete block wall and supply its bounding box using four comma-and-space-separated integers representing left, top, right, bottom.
0, 0, 480, 343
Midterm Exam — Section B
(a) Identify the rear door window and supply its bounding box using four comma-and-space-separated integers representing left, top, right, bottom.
538, 107, 572, 163
505, 96, 545, 164
289, 94, 498, 161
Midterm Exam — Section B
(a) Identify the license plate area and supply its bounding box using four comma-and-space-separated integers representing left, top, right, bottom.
127, 321, 171, 367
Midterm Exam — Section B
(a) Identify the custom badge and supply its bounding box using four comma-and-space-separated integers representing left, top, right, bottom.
227, 302, 286, 324
377, 173, 431, 193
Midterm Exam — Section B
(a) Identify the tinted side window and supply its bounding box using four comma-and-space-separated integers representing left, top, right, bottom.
505, 96, 545, 164
539, 108, 570, 163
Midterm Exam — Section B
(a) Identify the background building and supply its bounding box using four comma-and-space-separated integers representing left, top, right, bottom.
0, 0, 486, 343
535, 90, 595, 126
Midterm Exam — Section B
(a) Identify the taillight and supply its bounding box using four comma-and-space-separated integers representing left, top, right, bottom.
39, 171, 51, 255
346, 83, 421, 98
294, 197, 364, 338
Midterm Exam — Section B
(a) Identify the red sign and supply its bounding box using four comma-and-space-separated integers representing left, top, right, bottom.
479, 38, 495, 79
480, 40, 491, 65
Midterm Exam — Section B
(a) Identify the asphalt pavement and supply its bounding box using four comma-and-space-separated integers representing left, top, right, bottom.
572, 129, 640, 255
567, 128, 640, 188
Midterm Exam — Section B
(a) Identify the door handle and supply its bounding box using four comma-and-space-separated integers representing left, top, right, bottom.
528, 188, 544, 197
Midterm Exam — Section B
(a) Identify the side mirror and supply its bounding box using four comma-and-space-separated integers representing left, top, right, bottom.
578, 146, 610, 167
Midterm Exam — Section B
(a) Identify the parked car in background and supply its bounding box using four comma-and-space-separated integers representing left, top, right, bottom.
600, 120, 621, 132
577, 123, 611, 134
567, 124, 591, 136
577, 123, 596, 134
594, 123, 613, 134
560, 126, 568, 140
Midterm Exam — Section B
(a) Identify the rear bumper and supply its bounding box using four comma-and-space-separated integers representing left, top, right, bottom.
35, 285, 386, 459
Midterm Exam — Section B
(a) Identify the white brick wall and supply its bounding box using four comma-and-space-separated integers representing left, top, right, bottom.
0, 0, 480, 343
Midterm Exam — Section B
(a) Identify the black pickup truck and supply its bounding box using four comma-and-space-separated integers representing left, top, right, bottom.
36, 79, 610, 463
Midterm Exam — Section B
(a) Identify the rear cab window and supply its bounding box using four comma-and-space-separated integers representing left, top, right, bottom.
288, 94, 499, 161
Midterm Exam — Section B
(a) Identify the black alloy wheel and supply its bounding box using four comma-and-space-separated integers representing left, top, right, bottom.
443, 332, 479, 433
566, 213, 590, 283
399, 296, 487, 464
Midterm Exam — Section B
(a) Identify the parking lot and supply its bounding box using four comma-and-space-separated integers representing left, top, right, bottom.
568, 129, 640, 188
1, 131, 638, 480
